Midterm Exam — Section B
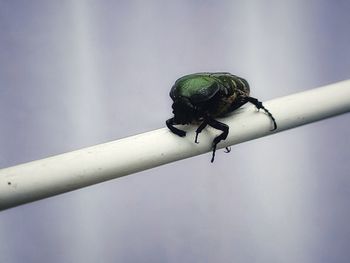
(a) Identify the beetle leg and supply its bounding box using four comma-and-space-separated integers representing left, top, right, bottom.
206, 118, 229, 162
195, 120, 208, 144
224, 146, 231, 153
246, 97, 277, 131
166, 118, 186, 137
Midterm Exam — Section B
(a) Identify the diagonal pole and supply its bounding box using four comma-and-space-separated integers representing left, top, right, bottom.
1, 80, 350, 211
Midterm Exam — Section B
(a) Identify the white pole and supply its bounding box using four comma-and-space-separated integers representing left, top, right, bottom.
1, 80, 350, 210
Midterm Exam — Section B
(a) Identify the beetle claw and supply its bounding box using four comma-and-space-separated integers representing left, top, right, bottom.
224, 146, 231, 153
211, 144, 217, 163
178, 130, 186, 137
195, 133, 200, 144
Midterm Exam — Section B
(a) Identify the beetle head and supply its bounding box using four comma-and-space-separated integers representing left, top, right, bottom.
172, 97, 197, 124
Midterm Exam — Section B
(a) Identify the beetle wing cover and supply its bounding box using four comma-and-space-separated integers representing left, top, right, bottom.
170, 75, 220, 103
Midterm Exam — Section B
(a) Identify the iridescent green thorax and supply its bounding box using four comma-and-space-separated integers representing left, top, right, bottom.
170, 73, 250, 103
171, 75, 218, 100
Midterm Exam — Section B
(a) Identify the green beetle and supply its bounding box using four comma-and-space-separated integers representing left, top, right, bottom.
166, 72, 277, 162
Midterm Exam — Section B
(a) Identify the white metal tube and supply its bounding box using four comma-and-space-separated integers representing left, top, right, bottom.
1, 80, 350, 210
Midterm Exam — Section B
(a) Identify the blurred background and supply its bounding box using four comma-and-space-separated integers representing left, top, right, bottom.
1, 0, 350, 262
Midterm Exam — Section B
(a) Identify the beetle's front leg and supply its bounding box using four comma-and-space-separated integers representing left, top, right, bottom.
246, 97, 277, 131
166, 118, 186, 137
206, 118, 229, 162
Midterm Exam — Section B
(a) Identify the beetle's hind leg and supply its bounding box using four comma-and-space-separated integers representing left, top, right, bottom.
246, 97, 277, 130
206, 118, 229, 163
166, 118, 186, 137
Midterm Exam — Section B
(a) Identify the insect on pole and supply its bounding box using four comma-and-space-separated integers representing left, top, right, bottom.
0, 79, 350, 211
166, 72, 277, 162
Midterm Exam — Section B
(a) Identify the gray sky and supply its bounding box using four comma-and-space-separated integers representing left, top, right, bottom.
1, 1, 350, 262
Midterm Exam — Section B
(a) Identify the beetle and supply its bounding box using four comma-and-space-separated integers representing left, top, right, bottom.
166, 72, 277, 162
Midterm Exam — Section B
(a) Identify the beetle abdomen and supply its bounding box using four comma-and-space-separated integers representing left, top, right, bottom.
207, 74, 250, 117
215, 93, 239, 116
214, 73, 250, 97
